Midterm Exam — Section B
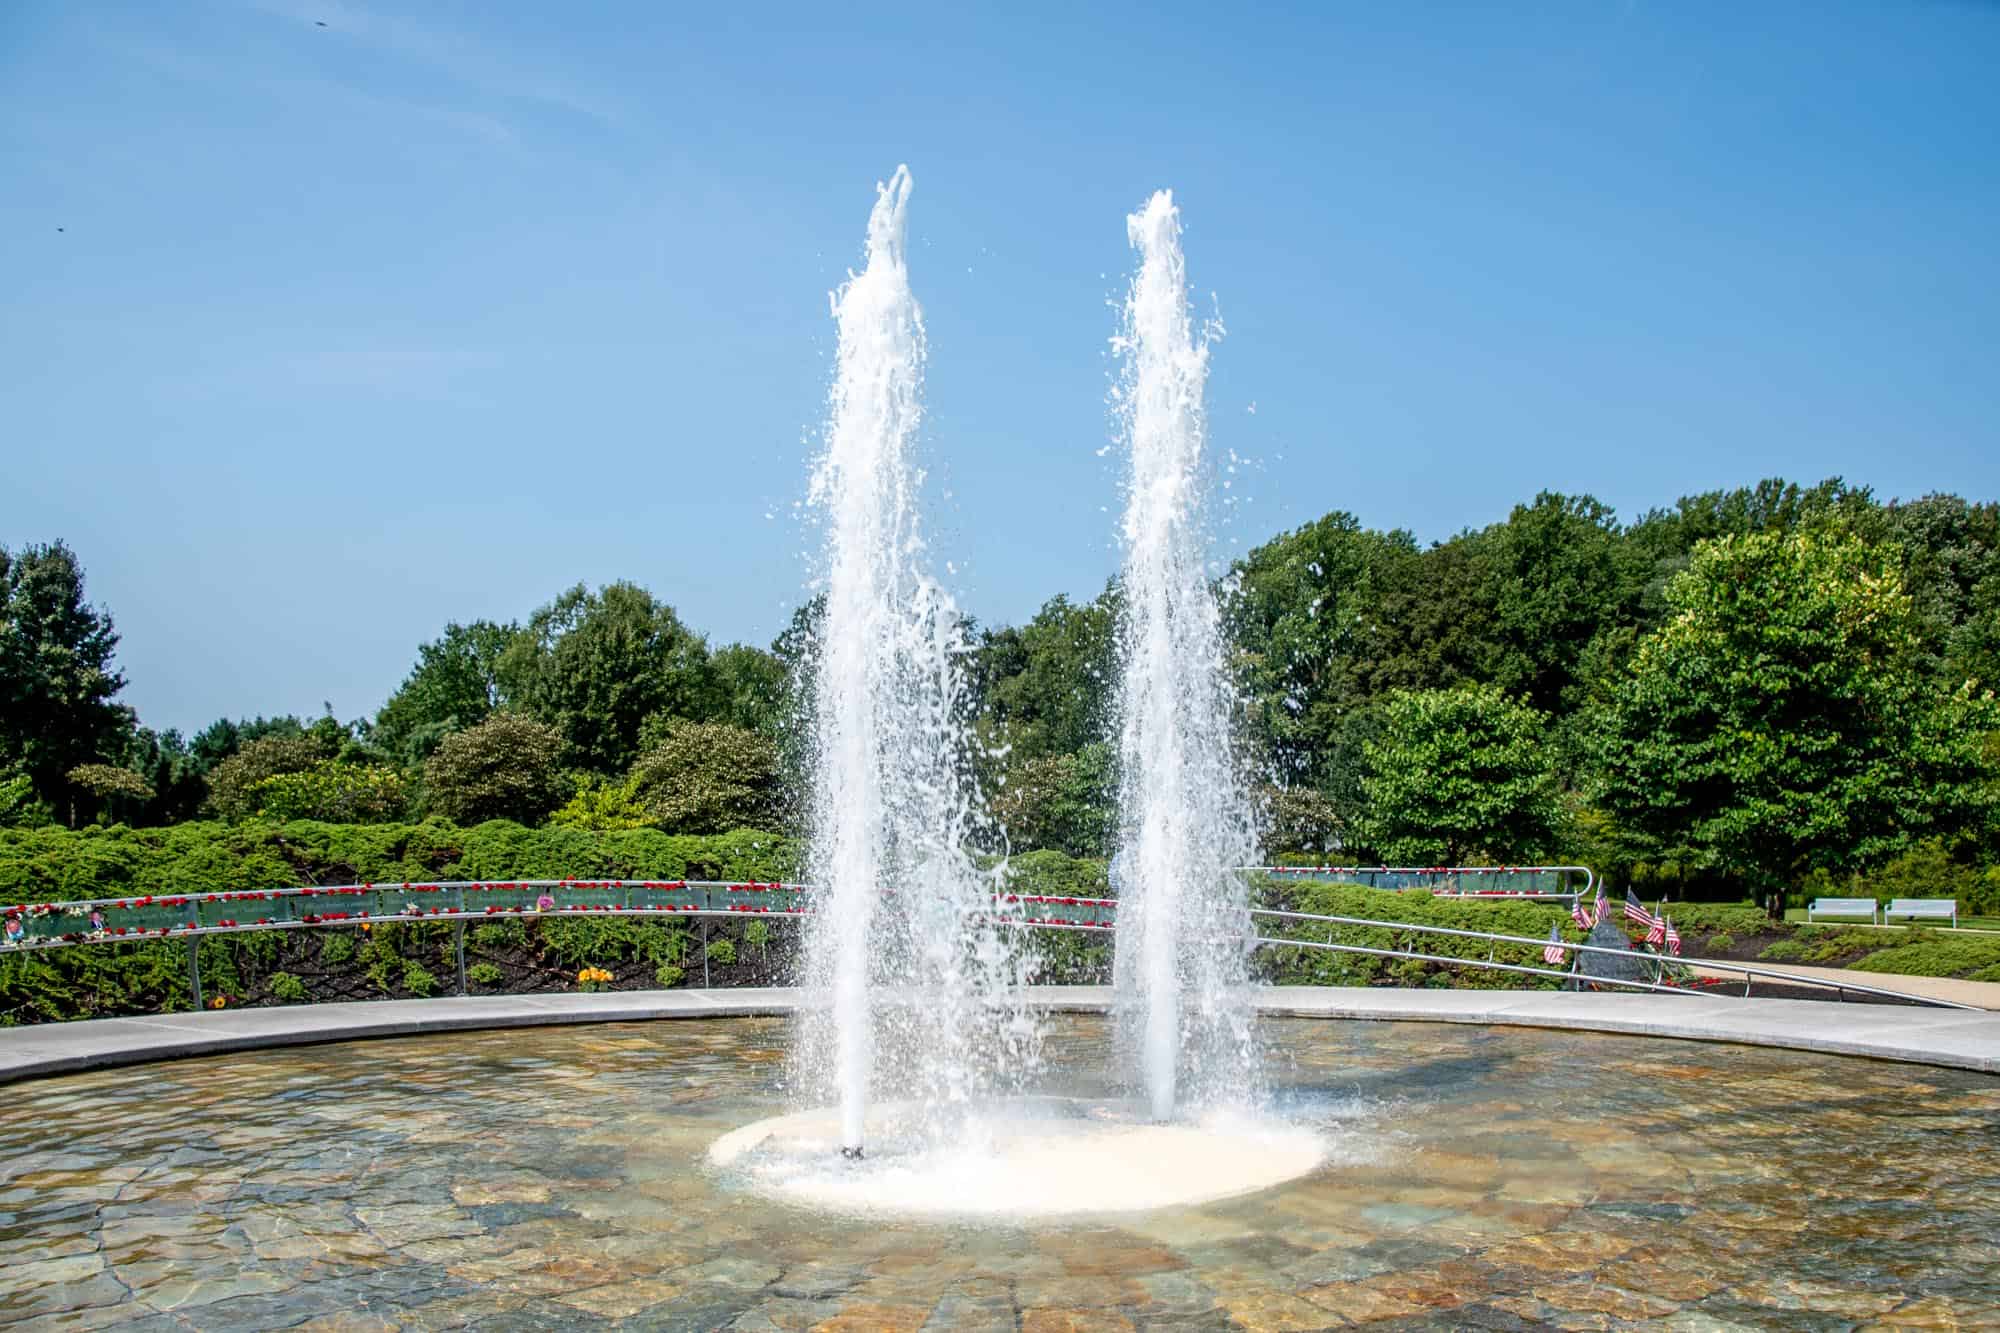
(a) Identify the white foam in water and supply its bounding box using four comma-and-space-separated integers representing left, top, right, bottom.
1111, 190, 1263, 1121
710, 1099, 1329, 1219
795, 167, 1037, 1155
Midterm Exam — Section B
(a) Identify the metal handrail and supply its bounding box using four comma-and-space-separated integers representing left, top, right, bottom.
3, 874, 1967, 1012
1246, 907, 1978, 1010
1241, 864, 1596, 903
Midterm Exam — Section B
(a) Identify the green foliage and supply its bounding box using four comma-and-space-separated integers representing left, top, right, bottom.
705, 937, 736, 966
1590, 531, 2000, 890
1849, 933, 2000, 980
626, 719, 787, 834
1866, 839, 2000, 915
500, 582, 718, 775
743, 920, 770, 950
975, 593, 1117, 762
421, 713, 566, 825
0, 541, 135, 814
991, 743, 1114, 857
269, 971, 306, 1002
1260, 882, 1581, 990
401, 960, 439, 997
371, 620, 519, 765
709, 643, 791, 738
320, 933, 355, 964
204, 734, 336, 819
64, 765, 154, 824
0, 771, 50, 829
547, 777, 652, 832
1357, 685, 1563, 863
654, 963, 685, 988
1256, 784, 1343, 858
250, 760, 407, 824
1705, 933, 1735, 953
467, 961, 503, 986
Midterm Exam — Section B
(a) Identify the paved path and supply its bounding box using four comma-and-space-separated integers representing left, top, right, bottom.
2, 985, 1997, 1085
1690, 961, 2000, 1009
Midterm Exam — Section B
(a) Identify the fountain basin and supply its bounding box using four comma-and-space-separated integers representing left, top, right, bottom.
2, 1009, 1996, 1326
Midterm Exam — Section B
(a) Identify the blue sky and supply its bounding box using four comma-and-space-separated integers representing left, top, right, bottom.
4, 1, 1997, 736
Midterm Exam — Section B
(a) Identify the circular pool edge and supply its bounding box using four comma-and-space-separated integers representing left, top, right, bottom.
0, 984, 1994, 1086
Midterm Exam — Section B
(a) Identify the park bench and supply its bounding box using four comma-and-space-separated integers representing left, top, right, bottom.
1807, 897, 1878, 924
1881, 898, 1958, 928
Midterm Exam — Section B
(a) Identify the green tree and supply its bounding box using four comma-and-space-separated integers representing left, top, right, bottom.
372, 620, 521, 764
0, 542, 135, 809
249, 760, 408, 823
1357, 685, 1562, 864
500, 583, 717, 774
710, 643, 790, 737
991, 743, 1115, 857
421, 713, 567, 826
204, 733, 337, 819
1481, 492, 1648, 716
64, 763, 154, 824
975, 593, 1117, 762
1589, 531, 1999, 891
626, 719, 786, 834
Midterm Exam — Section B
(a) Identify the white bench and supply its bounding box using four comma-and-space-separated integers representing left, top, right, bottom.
1881, 898, 1958, 927
1807, 897, 1878, 924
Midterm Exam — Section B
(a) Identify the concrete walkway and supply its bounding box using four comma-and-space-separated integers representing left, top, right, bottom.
1690, 960, 2000, 1009
2, 985, 1998, 1085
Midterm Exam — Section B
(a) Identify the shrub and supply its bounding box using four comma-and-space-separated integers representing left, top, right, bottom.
421, 714, 567, 825
654, 963, 685, 988
269, 971, 306, 1002
705, 938, 736, 966
401, 961, 439, 997
251, 761, 407, 823
1850, 935, 2000, 979
320, 933, 355, 964
548, 777, 651, 832
1705, 933, 1735, 953
991, 745, 1115, 858
467, 962, 503, 986
205, 735, 332, 818
626, 720, 788, 834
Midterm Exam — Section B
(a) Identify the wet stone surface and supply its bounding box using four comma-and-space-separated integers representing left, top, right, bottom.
0, 1016, 1996, 1329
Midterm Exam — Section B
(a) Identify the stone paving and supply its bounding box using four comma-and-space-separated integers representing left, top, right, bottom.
0, 1014, 1997, 1328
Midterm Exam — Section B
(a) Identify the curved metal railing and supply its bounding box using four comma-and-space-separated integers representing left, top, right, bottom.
2, 872, 1967, 1011
1244, 865, 1595, 903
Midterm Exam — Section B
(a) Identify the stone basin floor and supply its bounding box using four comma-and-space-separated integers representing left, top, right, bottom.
1, 1015, 1996, 1330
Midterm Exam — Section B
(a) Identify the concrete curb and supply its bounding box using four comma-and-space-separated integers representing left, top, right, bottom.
1, 986, 1996, 1086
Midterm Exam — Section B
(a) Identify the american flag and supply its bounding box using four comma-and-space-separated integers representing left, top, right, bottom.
1594, 886, 1607, 925
1646, 912, 1667, 948
1571, 895, 1595, 930
1543, 922, 1568, 966
1624, 890, 1658, 930
1664, 916, 1681, 957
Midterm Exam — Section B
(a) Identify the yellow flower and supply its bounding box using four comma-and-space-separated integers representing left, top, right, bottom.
209, 996, 227, 1009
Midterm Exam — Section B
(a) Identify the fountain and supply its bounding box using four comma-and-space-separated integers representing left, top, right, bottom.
1111, 189, 1263, 1121
1, 171, 1991, 1328
794, 165, 1033, 1159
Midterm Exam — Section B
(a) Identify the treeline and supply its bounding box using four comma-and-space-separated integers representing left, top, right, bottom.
4, 476, 1997, 901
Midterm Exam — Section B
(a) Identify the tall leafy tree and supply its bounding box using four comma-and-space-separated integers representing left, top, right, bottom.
499, 583, 717, 775
1356, 685, 1563, 864
372, 620, 521, 764
1589, 531, 1998, 890
975, 592, 1118, 762
0, 542, 134, 808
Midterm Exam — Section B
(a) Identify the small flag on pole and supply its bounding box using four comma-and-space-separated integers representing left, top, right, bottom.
1624, 890, 1658, 930
1593, 886, 1607, 927
1646, 912, 1667, 948
1571, 895, 1594, 931
1664, 916, 1681, 957
1544, 922, 1568, 966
